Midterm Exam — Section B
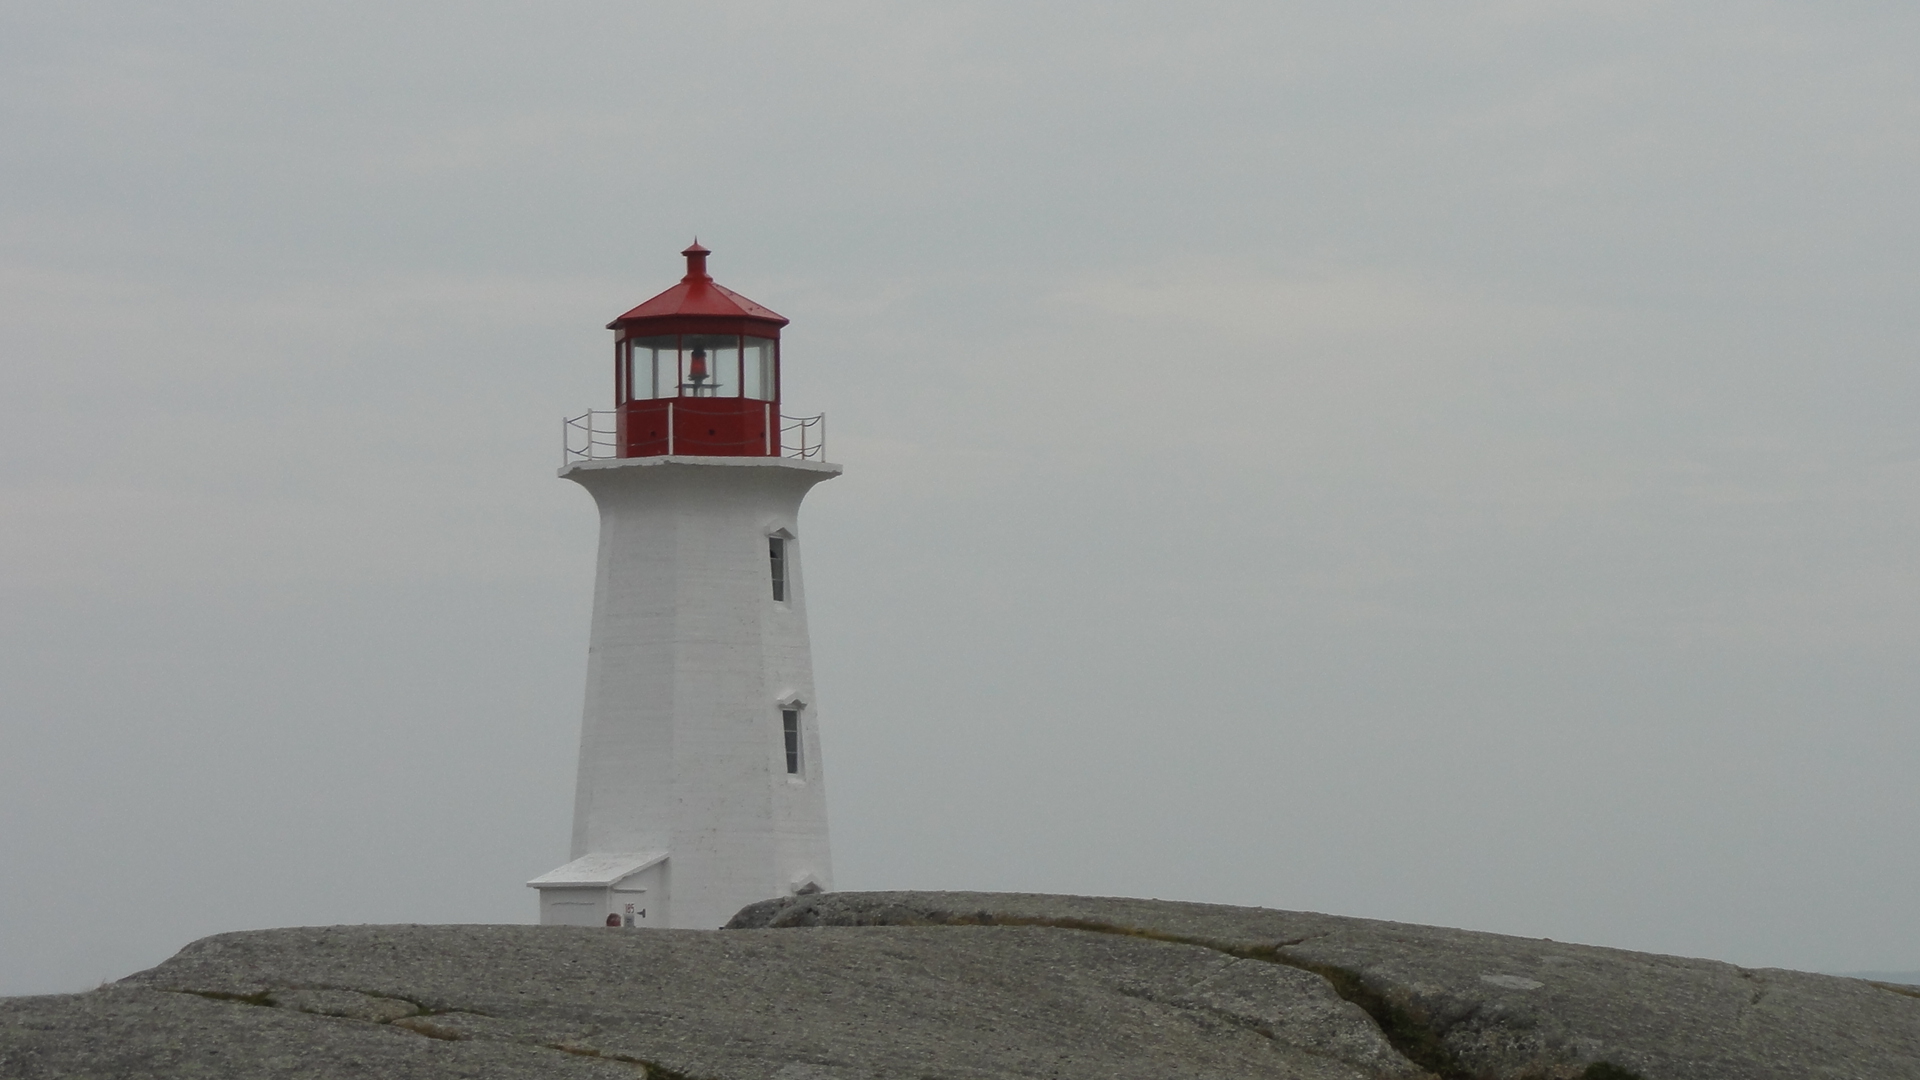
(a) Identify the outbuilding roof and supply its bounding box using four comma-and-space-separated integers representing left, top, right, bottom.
526, 851, 668, 888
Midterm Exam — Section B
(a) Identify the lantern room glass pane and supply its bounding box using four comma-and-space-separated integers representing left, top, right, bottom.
681, 334, 738, 397
628, 335, 676, 400
743, 337, 776, 401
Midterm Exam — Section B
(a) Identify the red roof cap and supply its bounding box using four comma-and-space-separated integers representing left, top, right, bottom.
607, 242, 787, 331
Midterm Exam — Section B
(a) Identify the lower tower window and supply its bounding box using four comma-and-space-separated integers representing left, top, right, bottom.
769, 537, 787, 601
782, 708, 802, 775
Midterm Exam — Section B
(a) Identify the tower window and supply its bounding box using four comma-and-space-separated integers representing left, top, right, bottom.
782, 709, 802, 775
769, 537, 787, 601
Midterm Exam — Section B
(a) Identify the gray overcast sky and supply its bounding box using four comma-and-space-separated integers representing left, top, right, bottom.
3, 2, 1917, 996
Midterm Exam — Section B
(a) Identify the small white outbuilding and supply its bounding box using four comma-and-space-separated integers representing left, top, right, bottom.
527, 851, 668, 928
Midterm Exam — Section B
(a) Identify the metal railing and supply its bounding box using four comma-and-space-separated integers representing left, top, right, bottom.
782, 413, 825, 462
563, 405, 826, 465
563, 410, 620, 463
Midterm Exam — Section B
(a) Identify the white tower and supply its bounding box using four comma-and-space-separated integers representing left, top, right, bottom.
530, 244, 836, 929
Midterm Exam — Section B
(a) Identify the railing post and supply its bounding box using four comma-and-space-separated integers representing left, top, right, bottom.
667, 400, 675, 456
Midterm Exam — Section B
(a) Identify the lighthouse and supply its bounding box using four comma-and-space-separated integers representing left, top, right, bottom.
528, 244, 837, 929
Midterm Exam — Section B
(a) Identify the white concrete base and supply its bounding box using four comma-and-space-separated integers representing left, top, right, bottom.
538, 455, 839, 929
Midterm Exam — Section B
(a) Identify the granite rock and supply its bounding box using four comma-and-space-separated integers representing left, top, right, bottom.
4, 892, 1915, 1080
5, 921, 1421, 1080
731, 891, 1920, 1080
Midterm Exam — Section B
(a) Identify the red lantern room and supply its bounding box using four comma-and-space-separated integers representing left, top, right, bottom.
606, 243, 788, 457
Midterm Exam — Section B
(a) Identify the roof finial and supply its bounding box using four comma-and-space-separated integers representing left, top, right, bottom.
682, 240, 712, 283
